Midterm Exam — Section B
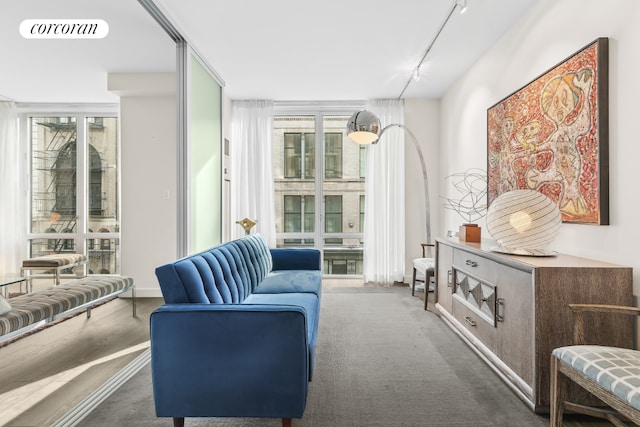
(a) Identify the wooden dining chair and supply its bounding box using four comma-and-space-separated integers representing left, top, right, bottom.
411, 243, 435, 311
551, 303, 640, 426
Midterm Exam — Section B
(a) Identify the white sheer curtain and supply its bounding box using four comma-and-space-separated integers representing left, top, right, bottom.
230, 100, 277, 246
0, 101, 25, 275
363, 99, 406, 284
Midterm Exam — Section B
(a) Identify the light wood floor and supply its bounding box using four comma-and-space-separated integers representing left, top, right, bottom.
0, 290, 161, 426
0, 277, 617, 426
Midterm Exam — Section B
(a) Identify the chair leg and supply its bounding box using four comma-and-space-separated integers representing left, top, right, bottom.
550, 356, 565, 427
173, 417, 185, 427
423, 272, 435, 311
411, 268, 417, 296
282, 418, 292, 427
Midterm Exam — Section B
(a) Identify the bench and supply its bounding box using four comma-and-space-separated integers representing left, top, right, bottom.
21, 253, 88, 291
0, 276, 135, 343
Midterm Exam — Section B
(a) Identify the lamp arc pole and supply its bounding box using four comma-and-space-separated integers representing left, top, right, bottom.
375, 123, 432, 246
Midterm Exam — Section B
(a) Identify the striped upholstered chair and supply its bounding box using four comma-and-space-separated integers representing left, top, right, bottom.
551, 304, 640, 426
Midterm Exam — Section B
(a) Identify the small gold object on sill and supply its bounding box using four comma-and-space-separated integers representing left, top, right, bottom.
236, 218, 257, 235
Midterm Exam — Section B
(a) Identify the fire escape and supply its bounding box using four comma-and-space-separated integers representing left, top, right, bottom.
32, 120, 79, 255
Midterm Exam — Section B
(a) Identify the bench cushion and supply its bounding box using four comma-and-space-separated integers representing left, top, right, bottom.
0, 276, 133, 336
22, 253, 87, 268
553, 345, 640, 410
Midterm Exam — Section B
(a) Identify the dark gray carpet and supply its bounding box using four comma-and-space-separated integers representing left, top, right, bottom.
77, 287, 548, 426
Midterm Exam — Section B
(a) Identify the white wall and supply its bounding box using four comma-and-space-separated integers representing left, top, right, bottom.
108, 73, 177, 297
440, 0, 640, 295
404, 99, 440, 279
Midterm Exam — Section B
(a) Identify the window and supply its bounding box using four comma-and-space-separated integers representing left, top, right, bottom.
274, 113, 364, 276
324, 133, 342, 178
283, 195, 314, 245
324, 195, 342, 244
26, 113, 120, 275
284, 132, 314, 178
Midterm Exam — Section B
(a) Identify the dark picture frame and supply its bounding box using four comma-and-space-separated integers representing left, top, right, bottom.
487, 38, 609, 225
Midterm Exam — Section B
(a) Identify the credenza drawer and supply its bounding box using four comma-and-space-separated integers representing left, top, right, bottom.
453, 268, 499, 326
452, 296, 497, 351
452, 248, 497, 284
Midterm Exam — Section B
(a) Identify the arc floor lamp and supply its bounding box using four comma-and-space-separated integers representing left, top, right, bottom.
346, 110, 432, 245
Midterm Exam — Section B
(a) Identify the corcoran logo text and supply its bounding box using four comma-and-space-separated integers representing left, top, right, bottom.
20, 19, 109, 39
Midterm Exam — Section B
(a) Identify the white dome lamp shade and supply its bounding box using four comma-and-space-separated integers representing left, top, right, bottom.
486, 189, 562, 256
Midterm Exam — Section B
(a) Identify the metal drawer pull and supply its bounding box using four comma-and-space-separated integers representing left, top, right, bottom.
465, 259, 478, 267
465, 316, 477, 327
497, 298, 505, 322
447, 270, 452, 286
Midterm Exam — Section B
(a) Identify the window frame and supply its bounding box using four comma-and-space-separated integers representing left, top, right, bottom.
20, 104, 121, 275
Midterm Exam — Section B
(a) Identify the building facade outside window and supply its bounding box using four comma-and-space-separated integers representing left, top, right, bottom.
273, 113, 364, 276
25, 111, 120, 275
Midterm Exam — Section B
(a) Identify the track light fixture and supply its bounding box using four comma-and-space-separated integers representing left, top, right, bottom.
412, 66, 420, 81
456, 0, 468, 14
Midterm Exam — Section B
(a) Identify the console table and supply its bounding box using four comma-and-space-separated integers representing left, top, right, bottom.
434, 237, 633, 413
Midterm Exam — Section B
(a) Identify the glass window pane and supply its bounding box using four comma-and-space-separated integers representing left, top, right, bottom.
274, 115, 315, 248
87, 117, 119, 234
284, 195, 301, 232
86, 237, 121, 274
304, 133, 315, 179
274, 113, 364, 275
28, 113, 121, 275
284, 133, 301, 178
325, 195, 342, 244
30, 116, 77, 235
304, 195, 315, 232
325, 132, 342, 178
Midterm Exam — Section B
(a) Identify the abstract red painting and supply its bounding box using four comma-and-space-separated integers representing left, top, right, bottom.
487, 38, 609, 224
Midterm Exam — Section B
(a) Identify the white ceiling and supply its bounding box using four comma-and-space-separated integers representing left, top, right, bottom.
0, 0, 536, 104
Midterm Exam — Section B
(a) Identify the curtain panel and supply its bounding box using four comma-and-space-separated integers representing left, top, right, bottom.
0, 102, 25, 274
230, 100, 277, 246
363, 99, 406, 284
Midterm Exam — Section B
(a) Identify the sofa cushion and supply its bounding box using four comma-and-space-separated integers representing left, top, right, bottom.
254, 270, 322, 296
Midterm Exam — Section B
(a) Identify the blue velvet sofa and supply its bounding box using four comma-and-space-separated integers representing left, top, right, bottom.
151, 234, 321, 427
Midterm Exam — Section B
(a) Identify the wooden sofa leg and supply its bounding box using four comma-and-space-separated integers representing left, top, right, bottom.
282, 418, 292, 427
173, 417, 185, 427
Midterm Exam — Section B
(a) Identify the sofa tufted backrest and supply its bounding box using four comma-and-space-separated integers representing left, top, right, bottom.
155, 234, 273, 304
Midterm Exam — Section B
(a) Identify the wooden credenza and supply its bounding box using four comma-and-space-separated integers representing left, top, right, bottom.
434, 237, 633, 413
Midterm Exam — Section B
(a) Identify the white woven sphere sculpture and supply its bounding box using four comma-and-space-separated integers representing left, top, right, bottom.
486, 190, 561, 256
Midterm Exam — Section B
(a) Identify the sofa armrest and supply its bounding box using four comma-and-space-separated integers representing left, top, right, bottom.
150, 304, 309, 418
270, 248, 321, 271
